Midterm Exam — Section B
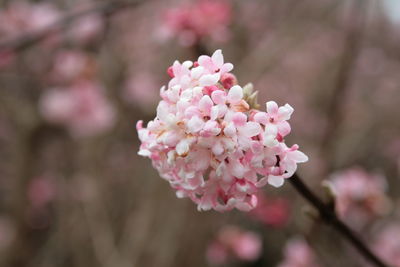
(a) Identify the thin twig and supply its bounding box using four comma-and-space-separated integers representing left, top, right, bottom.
320, 0, 367, 169
289, 173, 390, 267
0, 0, 144, 53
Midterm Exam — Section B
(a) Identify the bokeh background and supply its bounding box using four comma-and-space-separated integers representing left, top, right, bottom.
0, 0, 399, 266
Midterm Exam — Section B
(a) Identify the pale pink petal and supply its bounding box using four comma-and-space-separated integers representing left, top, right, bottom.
277, 104, 294, 121
211, 90, 226, 105
278, 121, 291, 137
223, 122, 236, 137
240, 122, 262, 137
232, 112, 247, 126
268, 175, 285, 187
266, 101, 279, 114
220, 63, 233, 74
263, 134, 278, 147
187, 116, 204, 133
289, 150, 309, 163
211, 49, 224, 67
253, 112, 268, 125
227, 85, 243, 104
199, 95, 213, 115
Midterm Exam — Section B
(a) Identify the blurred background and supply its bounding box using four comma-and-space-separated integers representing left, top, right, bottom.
0, 0, 399, 266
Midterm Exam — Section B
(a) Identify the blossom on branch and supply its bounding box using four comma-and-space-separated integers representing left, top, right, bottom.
327, 167, 391, 228
137, 49, 308, 212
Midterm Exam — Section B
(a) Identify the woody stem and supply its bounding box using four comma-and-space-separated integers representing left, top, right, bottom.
290, 173, 389, 267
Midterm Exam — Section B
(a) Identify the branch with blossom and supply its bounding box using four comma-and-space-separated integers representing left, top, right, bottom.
0, 0, 144, 53
136, 49, 390, 267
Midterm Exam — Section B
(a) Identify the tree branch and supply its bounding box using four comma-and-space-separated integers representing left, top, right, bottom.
0, 0, 145, 53
289, 173, 390, 267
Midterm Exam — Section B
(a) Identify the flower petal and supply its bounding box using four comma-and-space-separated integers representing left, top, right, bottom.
268, 175, 285, 187
227, 85, 243, 104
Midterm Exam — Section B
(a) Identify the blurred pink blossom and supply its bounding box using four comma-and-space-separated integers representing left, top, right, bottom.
328, 167, 391, 228
372, 224, 400, 267
278, 238, 321, 267
68, 13, 104, 44
50, 50, 92, 82
0, 1, 60, 39
40, 80, 115, 137
249, 193, 290, 227
206, 226, 262, 265
159, 0, 232, 46
0, 50, 14, 69
123, 71, 160, 111
28, 176, 57, 210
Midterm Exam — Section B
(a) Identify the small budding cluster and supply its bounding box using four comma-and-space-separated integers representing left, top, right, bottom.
137, 50, 308, 212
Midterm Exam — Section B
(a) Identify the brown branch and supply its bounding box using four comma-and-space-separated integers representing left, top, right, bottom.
0, 0, 145, 53
289, 173, 390, 267
320, 0, 367, 169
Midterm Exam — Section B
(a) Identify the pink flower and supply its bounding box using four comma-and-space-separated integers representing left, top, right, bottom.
249, 193, 290, 227
206, 226, 262, 265
278, 238, 321, 267
254, 101, 294, 147
137, 49, 307, 212
328, 167, 390, 228
372, 224, 400, 267
123, 71, 160, 111
160, 0, 232, 46
0, 1, 60, 39
0, 50, 14, 69
40, 80, 115, 137
50, 50, 91, 82
68, 13, 104, 44
27, 176, 56, 209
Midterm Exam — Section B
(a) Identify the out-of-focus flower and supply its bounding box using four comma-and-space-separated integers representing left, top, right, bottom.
67, 13, 104, 44
136, 49, 308, 212
206, 226, 262, 265
159, 0, 232, 46
278, 238, 321, 267
328, 167, 391, 228
50, 50, 93, 82
0, 1, 60, 39
123, 71, 160, 111
372, 224, 400, 267
40, 80, 115, 137
0, 50, 14, 69
249, 193, 290, 227
28, 176, 57, 210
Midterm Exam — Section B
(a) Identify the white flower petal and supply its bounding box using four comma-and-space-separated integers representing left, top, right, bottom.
211, 49, 223, 67
199, 73, 220, 86
227, 85, 243, 104
268, 175, 285, 187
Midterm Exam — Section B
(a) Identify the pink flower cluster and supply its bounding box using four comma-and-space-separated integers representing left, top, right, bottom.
206, 226, 262, 265
137, 49, 308, 211
161, 0, 231, 46
40, 81, 115, 137
278, 238, 320, 267
328, 167, 390, 228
